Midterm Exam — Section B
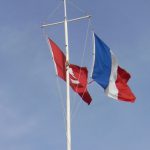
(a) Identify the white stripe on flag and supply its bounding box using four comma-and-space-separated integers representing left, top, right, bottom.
105, 51, 118, 100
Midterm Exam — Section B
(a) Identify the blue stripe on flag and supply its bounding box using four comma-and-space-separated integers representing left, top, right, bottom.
92, 33, 112, 89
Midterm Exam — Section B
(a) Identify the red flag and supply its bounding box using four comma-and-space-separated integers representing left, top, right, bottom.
48, 38, 92, 104
48, 38, 66, 80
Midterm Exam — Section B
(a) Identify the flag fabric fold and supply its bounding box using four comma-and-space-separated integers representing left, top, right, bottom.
69, 64, 92, 104
48, 38, 92, 104
92, 33, 136, 102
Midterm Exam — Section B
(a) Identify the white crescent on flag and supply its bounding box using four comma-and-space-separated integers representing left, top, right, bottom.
68, 68, 80, 84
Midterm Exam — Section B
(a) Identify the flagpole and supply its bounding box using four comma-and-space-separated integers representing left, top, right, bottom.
63, 1, 71, 150
41, 2, 92, 149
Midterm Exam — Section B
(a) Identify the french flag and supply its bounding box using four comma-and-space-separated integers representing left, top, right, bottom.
92, 33, 136, 102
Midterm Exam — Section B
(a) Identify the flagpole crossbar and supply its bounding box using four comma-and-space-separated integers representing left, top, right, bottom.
41, 15, 91, 28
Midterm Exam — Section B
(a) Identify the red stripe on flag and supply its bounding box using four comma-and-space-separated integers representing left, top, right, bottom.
116, 66, 136, 102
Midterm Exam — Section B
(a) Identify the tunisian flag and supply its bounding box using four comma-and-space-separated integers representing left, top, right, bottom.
48, 38, 92, 105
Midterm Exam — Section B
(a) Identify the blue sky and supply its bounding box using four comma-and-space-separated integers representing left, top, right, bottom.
0, 0, 150, 150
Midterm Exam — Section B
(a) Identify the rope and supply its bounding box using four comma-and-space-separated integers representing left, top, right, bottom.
42, 28, 67, 132
89, 19, 96, 79
68, 0, 87, 15
43, 1, 63, 24
56, 77, 67, 131
71, 18, 91, 121
41, 0, 95, 130
88, 80, 94, 85
71, 84, 91, 121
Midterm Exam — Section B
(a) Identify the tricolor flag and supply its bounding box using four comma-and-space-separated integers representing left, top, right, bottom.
48, 38, 92, 105
92, 33, 136, 102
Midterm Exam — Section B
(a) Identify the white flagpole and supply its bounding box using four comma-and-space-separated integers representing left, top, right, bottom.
63, 1, 71, 150
41, 2, 91, 150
